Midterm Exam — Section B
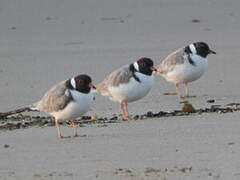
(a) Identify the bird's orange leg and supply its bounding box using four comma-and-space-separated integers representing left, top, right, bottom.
120, 103, 128, 120
71, 120, 78, 137
183, 83, 196, 98
175, 84, 183, 99
124, 102, 131, 120
55, 120, 63, 139
184, 83, 189, 97
120, 103, 125, 119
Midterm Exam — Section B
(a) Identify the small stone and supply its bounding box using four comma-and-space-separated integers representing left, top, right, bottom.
228, 142, 235, 145
4, 144, 9, 148
191, 19, 200, 23
170, 112, 177, 116
207, 99, 215, 103
110, 116, 118, 120
182, 103, 196, 113
179, 167, 192, 173
133, 115, 139, 120
157, 111, 167, 117
24, 122, 30, 126
153, 113, 160, 117
146, 111, 154, 117
210, 105, 221, 112
174, 110, 182, 114
205, 108, 211, 112
91, 114, 98, 121
82, 116, 91, 120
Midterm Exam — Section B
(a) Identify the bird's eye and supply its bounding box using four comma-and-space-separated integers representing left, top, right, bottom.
140, 61, 146, 67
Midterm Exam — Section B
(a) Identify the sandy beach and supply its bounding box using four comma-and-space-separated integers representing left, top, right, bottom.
1, 113, 240, 180
1, 0, 240, 179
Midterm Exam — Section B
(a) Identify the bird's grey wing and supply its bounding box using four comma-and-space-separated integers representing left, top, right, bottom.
157, 48, 187, 74
31, 81, 73, 113
97, 65, 133, 96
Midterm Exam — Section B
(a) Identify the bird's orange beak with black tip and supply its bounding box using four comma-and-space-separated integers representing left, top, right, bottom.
150, 66, 157, 72
208, 49, 216, 54
88, 83, 96, 89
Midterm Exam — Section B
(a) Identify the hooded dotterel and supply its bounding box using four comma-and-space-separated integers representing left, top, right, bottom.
30, 74, 96, 138
96, 57, 157, 120
156, 42, 216, 98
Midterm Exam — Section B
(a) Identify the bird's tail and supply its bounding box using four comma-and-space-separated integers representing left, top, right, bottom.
0, 107, 32, 118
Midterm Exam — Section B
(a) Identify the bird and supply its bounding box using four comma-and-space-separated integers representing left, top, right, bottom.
156, 42, 216, 98
29, 74, 96, 138
96, 57, 157, 120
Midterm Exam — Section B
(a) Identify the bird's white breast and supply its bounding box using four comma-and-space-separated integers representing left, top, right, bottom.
108, 73, 154, 103
51, 90, 94, 121
165, 54, 208, 84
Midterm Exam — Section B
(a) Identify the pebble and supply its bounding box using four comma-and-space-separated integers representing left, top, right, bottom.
4, 144, 9, 148
182, 103, 196, 113
81, 116, 91, 120
207, 99, 215, 103
110, 116, 118, 120
133, 115, 139, 120
191, 19, 200, 23
146, 111, 154, 117
157, 111, 168, 116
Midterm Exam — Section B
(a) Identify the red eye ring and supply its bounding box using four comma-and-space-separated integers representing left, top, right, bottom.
140, 61, 146, 67
77, 79, 84, 85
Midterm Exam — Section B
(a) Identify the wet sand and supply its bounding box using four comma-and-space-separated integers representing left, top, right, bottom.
1, 0, 240, 179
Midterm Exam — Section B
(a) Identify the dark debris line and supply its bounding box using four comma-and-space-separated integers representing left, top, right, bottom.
0, 103, 240, 131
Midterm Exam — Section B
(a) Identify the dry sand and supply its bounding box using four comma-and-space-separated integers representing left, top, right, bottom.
1, 0, 240, 179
